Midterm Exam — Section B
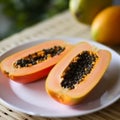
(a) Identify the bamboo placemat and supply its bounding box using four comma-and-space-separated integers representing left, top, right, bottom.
0, 11, 120, 120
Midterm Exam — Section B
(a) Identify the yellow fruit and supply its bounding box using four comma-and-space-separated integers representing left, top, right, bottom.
91, 6, 120, 46
69, 0, 112, 25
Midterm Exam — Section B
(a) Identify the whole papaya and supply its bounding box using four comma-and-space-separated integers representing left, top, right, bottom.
69, 0, 112, 25
91, 6, 120, 46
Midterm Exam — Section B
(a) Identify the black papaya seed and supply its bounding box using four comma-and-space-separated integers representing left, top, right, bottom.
61, 51, 98, 90
14, 46, 65, 68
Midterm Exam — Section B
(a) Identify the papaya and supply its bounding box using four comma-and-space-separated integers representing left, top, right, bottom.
0, 40, 71, 83
46, 42, 111, 105
91, 6, 120, 46
69, 0, 112, 25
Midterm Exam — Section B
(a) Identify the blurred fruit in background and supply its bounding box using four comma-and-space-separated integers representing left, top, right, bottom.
69, 0, 112, 25
0, 0, 69, 40
69, 0, 120, 46
91, 6, 120, 46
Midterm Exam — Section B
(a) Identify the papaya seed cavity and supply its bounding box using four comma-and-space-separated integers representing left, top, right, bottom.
61, 51, 99, 90
13, 46, 65, 68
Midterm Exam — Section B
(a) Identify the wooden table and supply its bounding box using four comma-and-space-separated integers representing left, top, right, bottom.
0, 11, 120, 120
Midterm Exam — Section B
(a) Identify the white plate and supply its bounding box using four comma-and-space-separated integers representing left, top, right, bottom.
0, 38, 120, 118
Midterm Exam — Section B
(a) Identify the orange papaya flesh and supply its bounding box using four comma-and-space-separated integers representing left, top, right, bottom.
0, 40, 72, 83
46, 42, 111, 105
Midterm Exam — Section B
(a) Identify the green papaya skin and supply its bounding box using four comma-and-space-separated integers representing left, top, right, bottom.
69, 0, 113, 25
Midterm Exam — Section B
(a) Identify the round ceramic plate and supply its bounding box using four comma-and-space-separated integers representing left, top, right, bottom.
0, 38, 120, 117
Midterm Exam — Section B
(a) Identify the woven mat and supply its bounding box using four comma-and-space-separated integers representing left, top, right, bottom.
0, 11, 120, 120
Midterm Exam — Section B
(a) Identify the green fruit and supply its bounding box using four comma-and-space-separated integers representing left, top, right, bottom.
69, 0, 112, 25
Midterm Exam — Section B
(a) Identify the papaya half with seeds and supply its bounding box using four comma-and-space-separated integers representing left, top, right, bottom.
46, 42, 111, 105
0, 40, 72, 83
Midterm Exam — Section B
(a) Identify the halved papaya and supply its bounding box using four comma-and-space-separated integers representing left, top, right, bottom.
46, 42, 111, 105
0, 40, 72, 83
